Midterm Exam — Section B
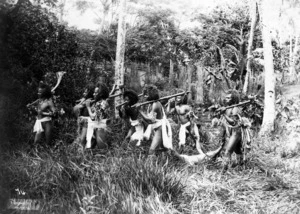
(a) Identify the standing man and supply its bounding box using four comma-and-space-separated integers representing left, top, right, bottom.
166, 92, 203, 154
85, 83, 110, 149
118, 89, 144, 146
138, 85, 173, 156
27, 81, 56, 146
217, 90, 245, 170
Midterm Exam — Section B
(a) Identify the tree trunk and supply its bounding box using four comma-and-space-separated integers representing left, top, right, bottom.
178, 63, 186, 88
129, 62, 141, 91
259, 0, 276, 135
195, 62, 204, 104
243, 0, 258, 94
145, 62, 151, 84
289, 35, 293, 69
114, 0, 126, 118
186, 63, 193, 101
290, 35, 299, 83
169, 59, 174, 86
208, 75, 216, 102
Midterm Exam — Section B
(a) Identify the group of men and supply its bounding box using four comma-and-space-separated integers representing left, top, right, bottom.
27, 82, 251, 170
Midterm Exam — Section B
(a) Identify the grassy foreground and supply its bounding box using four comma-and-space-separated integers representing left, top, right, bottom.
1, 121, 300, 214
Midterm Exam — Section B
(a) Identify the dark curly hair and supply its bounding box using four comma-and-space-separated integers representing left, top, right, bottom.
85, 83, 95, 99
179, 93, 188, 105
38, 81, 52, 99
94, 83, 109, 101
226, 89, 240, 105
144, 84, 159, 101
123, 89, 139, 105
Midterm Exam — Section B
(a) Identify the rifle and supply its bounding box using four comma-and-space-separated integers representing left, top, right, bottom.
131, 91, 190, 108
215, 95, 261, 114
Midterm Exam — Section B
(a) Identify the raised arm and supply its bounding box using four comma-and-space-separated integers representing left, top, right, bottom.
86, 100, 96, 120
166, 100, 176, 115
139, 103, 159, 124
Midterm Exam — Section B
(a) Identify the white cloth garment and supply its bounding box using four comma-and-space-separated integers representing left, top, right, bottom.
33, 117, 52, 133
143, 106, 173, 149
179, 121, 190, 146
130, 119, 144, 146
86, 118, 108, 149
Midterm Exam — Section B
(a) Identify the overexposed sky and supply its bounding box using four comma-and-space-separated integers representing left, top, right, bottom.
58, 0, 299, 43
63, 0, 235, 31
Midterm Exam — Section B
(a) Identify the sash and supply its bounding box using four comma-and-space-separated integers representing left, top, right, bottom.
33, 117, 52, 133
86, 118, 108, 149
130, 119, 144, 146
179, 122, 190, 146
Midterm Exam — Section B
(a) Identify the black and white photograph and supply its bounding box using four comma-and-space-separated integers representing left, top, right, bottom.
0, 0, 300, 213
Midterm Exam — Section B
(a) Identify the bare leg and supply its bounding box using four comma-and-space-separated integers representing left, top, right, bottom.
95, 128, 107, 149
125, 128, 134, 141
79, 127, 87, 146
234, 138, 243, 166
149, 127, 163, 155
223, 131, 241, 170
43, 121, 53, 146
192, 124, 203, 154
34, 132, 43, 144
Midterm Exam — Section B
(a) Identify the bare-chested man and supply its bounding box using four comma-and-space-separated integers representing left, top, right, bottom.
85, 83, 110, 149
166, 93, 203, 154
73, 84, 94, 146
217, 90, 244, 170
138, 85, 172, 156
27, 81, 56, 145
117, 89, 144, 146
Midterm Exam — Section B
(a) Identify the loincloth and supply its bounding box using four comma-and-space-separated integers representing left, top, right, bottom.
130, 119, 144, 145
33, 117, 52, 133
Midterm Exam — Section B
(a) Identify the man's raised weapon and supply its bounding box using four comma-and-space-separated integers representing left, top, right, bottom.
215, 95, 262, 114
131, 91, 190, 108
27, 71, 66, 108
51, 71, 66, 93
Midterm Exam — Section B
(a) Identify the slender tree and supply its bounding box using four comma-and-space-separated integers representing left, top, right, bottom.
114, 0, 126, 118
243, 0, 258, 94
259, 0, 276, 135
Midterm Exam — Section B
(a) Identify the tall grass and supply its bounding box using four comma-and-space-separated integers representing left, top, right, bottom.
1, 117, 300, 213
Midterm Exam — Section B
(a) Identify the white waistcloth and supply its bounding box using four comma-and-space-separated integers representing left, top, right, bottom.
33, 117, 52, 133
179, 122, 191, 146
143, 107, 173, 149
130, 119, 144, 146
86, 118, 108, 149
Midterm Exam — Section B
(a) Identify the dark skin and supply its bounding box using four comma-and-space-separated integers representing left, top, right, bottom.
29, 87, 56, 145
118, 95, 140, 141
166, 95, 203, 154
218, 94, 243, 167
86, 87, 107, 149
138, 101, 164, 153
73, 88, 92, 145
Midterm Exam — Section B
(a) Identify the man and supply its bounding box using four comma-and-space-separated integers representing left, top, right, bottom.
166, 92, 203, 154
73, 84, 94, 146
85, 83, 110, 149
118, 89, 144, 146
217, 90, 246, 170
138, 85, 172, 156
27, 81, 56, 145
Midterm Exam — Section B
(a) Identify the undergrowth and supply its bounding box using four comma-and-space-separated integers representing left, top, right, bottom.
1, 115, 300, 213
